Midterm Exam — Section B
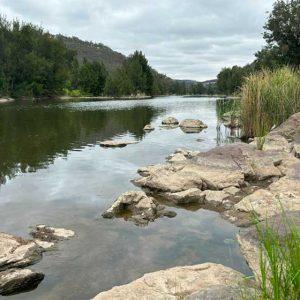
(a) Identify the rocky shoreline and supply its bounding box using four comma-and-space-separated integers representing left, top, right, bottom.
96, 112, 300, 299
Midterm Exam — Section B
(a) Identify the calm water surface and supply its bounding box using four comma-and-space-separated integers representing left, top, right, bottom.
0, 96, 248, 300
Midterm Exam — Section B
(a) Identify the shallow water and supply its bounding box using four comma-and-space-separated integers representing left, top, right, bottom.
0, 96, 248, 300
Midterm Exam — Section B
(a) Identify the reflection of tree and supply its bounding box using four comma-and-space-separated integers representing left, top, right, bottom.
0, 103, 161, 183
216, 125, 241, 147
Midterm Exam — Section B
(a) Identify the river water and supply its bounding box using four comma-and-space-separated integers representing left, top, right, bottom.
0, 96, 249, 300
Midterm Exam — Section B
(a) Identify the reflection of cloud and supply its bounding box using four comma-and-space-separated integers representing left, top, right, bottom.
1, 0, 273, 80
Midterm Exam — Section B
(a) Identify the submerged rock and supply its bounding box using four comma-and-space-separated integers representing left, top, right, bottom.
102, 191, 176, 225
0, 233, 42, 271
91, 262, 256, 300
31, 225, 75, 243
179, 119, 207, 133
99, 140, 139, 148
0, 268, 44, 296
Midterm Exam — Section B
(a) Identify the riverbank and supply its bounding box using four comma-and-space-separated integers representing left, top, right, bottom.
94, 112, 300, 299
0, 97, 15, 104
60, 95, 152, 101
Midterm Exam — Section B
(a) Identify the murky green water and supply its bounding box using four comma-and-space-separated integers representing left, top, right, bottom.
0, 96, 248, 300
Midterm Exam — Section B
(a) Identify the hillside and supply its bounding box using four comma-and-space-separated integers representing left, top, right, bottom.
59, 35, 126, 71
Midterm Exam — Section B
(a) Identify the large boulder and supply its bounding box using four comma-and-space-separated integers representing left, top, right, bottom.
92, 263, 256, 300
269, 112, 300, 141
0, 268, 44, 296
0, 233, 42, 271
179, 119, 207, 133
102, 191, 176, 225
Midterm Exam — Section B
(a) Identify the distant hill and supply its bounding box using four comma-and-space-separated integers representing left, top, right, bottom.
59, 35, 215, 87
202, 79, 217, 86
59, 35, 126, 71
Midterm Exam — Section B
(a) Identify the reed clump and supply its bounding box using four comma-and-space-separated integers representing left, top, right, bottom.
240, 67, 300, 139
256, 214, 300, 300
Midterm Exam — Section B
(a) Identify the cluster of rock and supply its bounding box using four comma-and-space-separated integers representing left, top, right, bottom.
97, 112, 300, 299
0, 225, 74, 296
160, 116, 208, 133
99, 116, 207, 149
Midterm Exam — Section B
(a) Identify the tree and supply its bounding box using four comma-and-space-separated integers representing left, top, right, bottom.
0, 17, 76, 97
78, 60, 107, 96
262, 0, 300, 66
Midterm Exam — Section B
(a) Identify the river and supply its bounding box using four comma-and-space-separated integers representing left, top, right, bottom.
0, 96, 250, 300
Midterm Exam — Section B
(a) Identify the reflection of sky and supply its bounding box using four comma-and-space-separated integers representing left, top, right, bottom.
0, 96, 250, 300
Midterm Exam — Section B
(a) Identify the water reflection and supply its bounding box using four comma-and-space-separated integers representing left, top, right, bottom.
0, 102, 161, 183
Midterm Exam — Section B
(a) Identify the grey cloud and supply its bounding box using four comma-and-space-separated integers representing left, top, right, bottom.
0, 0, 275, 80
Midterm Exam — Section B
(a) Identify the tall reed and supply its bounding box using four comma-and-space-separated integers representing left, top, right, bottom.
240, 67, 300, 139
256, 213, 300, 300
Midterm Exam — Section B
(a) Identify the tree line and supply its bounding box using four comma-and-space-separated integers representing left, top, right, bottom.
216, 0, 300, 95
0, 16, 211, 98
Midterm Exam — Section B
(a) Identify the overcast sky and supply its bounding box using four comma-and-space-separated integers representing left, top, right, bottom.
0, 0, 275, 81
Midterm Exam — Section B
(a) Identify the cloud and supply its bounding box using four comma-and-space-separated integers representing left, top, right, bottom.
0, 0, 275, 80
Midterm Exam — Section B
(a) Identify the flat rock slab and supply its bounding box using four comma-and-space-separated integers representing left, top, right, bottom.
0, 268, 44, 296
238, 211, 300, 282
0, 233, 42, 271
92, 263, 255, 300
102, 191, 176, 226
99, 140, 138, 148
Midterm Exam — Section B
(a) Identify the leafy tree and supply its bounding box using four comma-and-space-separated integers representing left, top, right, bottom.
78, 60, 107, 96
263, 0, 300, 66
0, 17, 76, 98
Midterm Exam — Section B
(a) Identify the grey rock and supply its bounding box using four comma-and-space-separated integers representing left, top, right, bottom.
0, 268, 44, 296
102, 191, 176, 225
161, 116, 179, 126
0, 233, 42, 271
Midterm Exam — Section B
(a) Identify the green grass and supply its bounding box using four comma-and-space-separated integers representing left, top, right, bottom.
240, 67, 300, 140
255, 213, 300, 300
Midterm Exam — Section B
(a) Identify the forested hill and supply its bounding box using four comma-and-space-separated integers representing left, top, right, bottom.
59, 35, 126, 71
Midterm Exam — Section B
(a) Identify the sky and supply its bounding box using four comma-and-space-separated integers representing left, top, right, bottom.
0, 0, 275, 81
